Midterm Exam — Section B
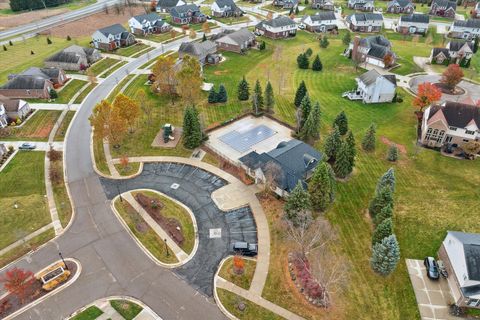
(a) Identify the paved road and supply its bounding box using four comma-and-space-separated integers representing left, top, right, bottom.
409, 74, 480, 103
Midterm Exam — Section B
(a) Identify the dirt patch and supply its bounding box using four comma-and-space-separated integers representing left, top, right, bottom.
380, 136, 407, 154
151, 127, 182, 148
46, 6, 146, 38
213, 69, 229, 75
31, 124, 53, 139
433, 82, 465, 95
0, 8, 69, 29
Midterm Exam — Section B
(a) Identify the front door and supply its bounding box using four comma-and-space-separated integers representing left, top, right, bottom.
367, 25, 372, 32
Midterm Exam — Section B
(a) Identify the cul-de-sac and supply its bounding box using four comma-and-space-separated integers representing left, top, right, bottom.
0, 0, 479, 318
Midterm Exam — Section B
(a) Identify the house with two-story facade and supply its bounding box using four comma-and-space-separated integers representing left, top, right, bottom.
170, 4, 206, 25
343, 69, 396, 103
128, 13, 171, 35
272, 0, 298, 9
347, 0, 374, 11
45, 45, 101, 71
311, 0, 334, 10
429, 0, 457, 18
255, 15, 297, 39
430, 40, 474, 65
91, 24, 136, 51
397, 13, 430, 35
156, 0, 185, 13
212, 28, 256, 53
345, 35, 396, 68
347, 13, 383, 32
211, 0, 243, 17
448, 19, 480, 40
301, 12, 338, 32
386, 0, 414, 13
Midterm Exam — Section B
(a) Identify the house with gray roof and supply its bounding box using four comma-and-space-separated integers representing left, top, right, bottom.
430, 40, 474, 66
0, 95, 30, 124
45, 45, 101, 71
347, 0, 374, 11
213, 28, 256, 53
386, 0, 414, 13
311, 0, 334, 10
211, 0, 243, 17
397, 13, 429, 35
128, 13, 171, 35
156, 0, 185, 13
273, 0, 298, 9
255, 15, 297, 39
439, 231, 480, 308
178, 40, 220, 65
449, 19, 480, 40
301, 12, 337, 32
345, 35, 395, 68
91, 24, 136, 51
347, 13, 383, 32
429, 0, 456, 18
170, 4, 206, 25
239, 139, 323, 197
343, 69, 396, 103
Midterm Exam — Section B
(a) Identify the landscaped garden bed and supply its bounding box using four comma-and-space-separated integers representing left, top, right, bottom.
0, 145, 15, 167
218, 256, 256, 290
70, 305, 103, 320
110, 299, 143, 320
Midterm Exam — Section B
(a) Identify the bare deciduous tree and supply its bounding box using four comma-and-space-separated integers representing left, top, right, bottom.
263, 161, 281, 194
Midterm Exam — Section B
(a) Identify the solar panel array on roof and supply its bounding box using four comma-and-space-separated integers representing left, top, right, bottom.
219, 125, 276, 153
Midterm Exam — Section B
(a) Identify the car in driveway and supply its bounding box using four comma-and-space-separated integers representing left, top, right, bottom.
424, 256, 440, 280
232, 242, 258, 256
18, 142, 36, 150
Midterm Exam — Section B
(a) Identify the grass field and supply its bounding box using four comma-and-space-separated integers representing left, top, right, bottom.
0, 0, 96, 15
56, 79, 88, 104
54, 110, 76, 141
114, 162, 141, 176
107, 74, 136, 101
113, 43, 151, 57
217, 289, 284, 320
73, 82, 97, 104
99, 61, 128, 78
0, 151, 51, 250
137, 32, 185, 43
51, 153, 73, 228
70, 305, 104, 320
89, 57, 120, 76
219, 257, 256, 290
3, 110, 61, 141
110, 300, 143, 320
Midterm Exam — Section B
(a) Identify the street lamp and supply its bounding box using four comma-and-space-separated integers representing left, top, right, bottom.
59, 251, 69, 270
164, 239, 169, 257
117, 184, 123, 202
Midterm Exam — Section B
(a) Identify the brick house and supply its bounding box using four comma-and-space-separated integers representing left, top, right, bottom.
430, 41, 474, 65
91, 24, 136, 52
347, 13, 383, 33
212, 28, 256, 53
170, 4, 206, 25
128, 13, 172, 36
0, 67, 66, 99
429, 0, 457, 19
397, 13, 429, 35
272, 0, 298, 9
255, 15, 297, 39
347, 0, 374, 11
386, 0, 414, 14
311, 0, 334, 10
45, 45, 101, 71
156, 0, 185, 13
178, 40, 221, 65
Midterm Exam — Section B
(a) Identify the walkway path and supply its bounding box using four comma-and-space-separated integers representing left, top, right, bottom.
0, 223, 53, 257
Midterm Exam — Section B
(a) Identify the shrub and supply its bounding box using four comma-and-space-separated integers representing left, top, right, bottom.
49, 166, 62, 185
47, 147, 62, 162
387, 144, 399, 162
66, 35, 71, 41
47, 37, 52, 45
305, 48, 313, 57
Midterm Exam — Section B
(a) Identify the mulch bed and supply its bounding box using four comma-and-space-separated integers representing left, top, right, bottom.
433, 82, 465, 95
134, 193, 184, 246
0, 261, 77, 318
151, 127, 183, 148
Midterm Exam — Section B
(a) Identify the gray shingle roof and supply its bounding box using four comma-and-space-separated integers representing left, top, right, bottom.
358, 69, 396, 87
449, 40, 473, 52
171, 4, 201, 16
359, 35, 394, 60
215, 0, 241, 11
0, 96, 21, 112
448, 232, 480, 283
453, 18, 480, 29
429, 101, 480, 128
388, 0, 413, 8
179, 40, 217, 57
97, 24, 127, 37
303, 11, 336, 21
431, 0, 456, 10
133, 12, 162, 23
431, 47, 451, 59
20, 67, 60, 80
350, 13, 383, 21
157, 0, 181, 8
259, 15, 296, 28
0, 76, 48, 90
400, 13, 429, 23
214, 28, 254, 45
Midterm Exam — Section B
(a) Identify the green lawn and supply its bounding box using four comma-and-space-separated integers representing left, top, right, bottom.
213, 14, 251, 25
56, 79, 88, 104
0, 0, 96, 16
137, 32, 185, 43
138, 50, 174, 69
114, 161, 141, 176
54, 110, 76, 141
217, 289, 284, 320
0, 151, 51, 250
110, 300, 143, 320
51, 152, 73, 228
218, 257, 256, 290
70, 305, 104, 320
89, 58, 121, 76
1, 110, 61, 141
73, 82, 97, 104
99, 61, 128, 78
0, 229, 54, 268
107, 74, 136, 102
113, 43, 151, 57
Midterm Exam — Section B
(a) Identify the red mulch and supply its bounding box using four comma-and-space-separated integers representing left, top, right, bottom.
134, 193, 184, 246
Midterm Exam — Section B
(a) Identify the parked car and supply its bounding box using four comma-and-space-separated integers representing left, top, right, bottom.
19, 142, 36, 150
206, 15, 212, 20
232, 241, 258, 256
424, 256, 440, 280
298, 23, 306, 30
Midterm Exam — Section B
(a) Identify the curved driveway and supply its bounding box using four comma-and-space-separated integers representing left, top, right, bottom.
409, 74, 480, 103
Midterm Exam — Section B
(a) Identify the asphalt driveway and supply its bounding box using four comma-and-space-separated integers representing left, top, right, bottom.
100, 162, 257, 297
409, 75, 480, 104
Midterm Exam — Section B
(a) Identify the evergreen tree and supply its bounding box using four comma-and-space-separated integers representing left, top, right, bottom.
334, 141, 352, 178
259, 41, 266, 50
299, 94, 312, 129
333, 111, 348, 135
370, 235, 400, 276
217, 84, 227, 103
346, 130, 356, 170
8, 40, 13, 46
265, 81, 274, 113
289, 7, 294, 14
362, 123, 376, 152
49, 88, 58, 99
320, 36, 329, 48
326, 162, 336, 203
202, 33, 207, 42
342, 32, 351, 46
297, 53, 309, 69
376, 168, 396, 194
295, 6, 299, 14
284, 182, 312, 226
300, 101, 320, 141
387, 144, 399, 162
47, 37, 52, 45
2, 45, 6, 51
309, 161, 335, 212
369, 185, 394, 219
183, 107, 202, 149
324, 125, 341, 162
294, 81, 307, 108
312, 54, 322, 71
237, 76, 250, 101
474, 36, 479, 53
372, 218, 393, 245
208, 86, 217, 103
67, 35, 71, 41
305, 48, 313, 57
374, 204, 393, 226
254, 79, 264, 110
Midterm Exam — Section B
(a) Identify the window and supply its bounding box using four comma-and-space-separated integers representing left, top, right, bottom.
425, 127, 433, 140
449, 126, 457, 131
465, 130, 475, 135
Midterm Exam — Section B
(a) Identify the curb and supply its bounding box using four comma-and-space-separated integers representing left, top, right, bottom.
213, 257, 240, 320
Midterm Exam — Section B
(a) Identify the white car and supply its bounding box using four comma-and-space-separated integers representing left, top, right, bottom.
18, 142, 37, 150
298, 23, 306, 30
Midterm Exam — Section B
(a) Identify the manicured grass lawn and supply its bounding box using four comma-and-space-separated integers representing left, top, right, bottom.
107, 74, 136, 102
54, 110, 76, 141
113, 43, 151, 57
262, 4, 287, 12
138, 50, 174, 69
114, 161, 141, 176
99, 61, 128, 78
3, 110, 61, 141
201, 151, 221, 167
56, 79, 88, 104
93, 136, 110, 175
51, 153, 73, 228
70, 305, 104, 320
133, 190, 195, 254
213, 14, 251, 25
137, 32, 185, 44
0, 229, 54, 268
89, 58, 120, 76
110, 300, 143, 320
0, 35, 90, 83
114, 198, 179, 264
218, 257, 256, 290
0, 151, 51, 250
217, 289, 283, 320
73, 82, 97, 104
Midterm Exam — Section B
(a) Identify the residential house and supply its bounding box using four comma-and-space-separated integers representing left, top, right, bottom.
91, 24, 136, 51
128, 13, 171, 36
449, 19, 480, 40
386, 0, 414, 14
239, 139, 323, 197
45, 45, 101, 71
343, 69, 397, 103
178, 40, 221, 64
347, 0, 374, 11
255, 15, 297, 39
0, 96, 31, 122
211, 0, 243, 17
311, 0, 335, 10
345, 35, 396, 68
301, 12, 338, 32
272, 0, 298, 9
156, 0, 185, 13
430, 40, 474, 65
429, 0, 457, 18
347, 13, 383, 33
397, 13, 430, 35
20, 67, 67, 85
212, 28, 256, 53
170, 4, 206, 25
0, 67, 66, 99
421, 101, 479, 148
438, 231, 480, 309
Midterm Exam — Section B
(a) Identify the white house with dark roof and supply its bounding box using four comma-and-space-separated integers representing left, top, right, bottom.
397, 13, 429, 35
311, 0, 334, 10
421, 101, 479, 148
386, 0, 414, 13
156, 0, 185, 13
345, 35, 396, 68
91, 24, 135, 51
343, 69, 396, 103
429, 0, 457, 18
255, 16, 297, 39
449, 19, 480, 40
430, 40, 474, 65
128, 13, 171, 35
347, 0, 374, 11
211, 0, 243, 17
212, 28, 256, 53
301, 12, 337, 32
170, 4, 206, 25
439, 231, 480, 308
347, 13, 383, 32
0, 96, 30, 125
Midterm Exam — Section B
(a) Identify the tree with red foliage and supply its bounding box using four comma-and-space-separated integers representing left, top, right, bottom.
413, 82, 442, 112
383, 53, 394, 68
233, 255, 245, 275
441, 64, 464, 91
0, 268, 35, 304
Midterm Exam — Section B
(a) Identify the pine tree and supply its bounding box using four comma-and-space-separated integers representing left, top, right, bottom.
67, 35, 71, 41
320, 36, 329, 48
253, 79, 264, 110
300, 101, 320, 141
47, 37, 52, 45
312, 54, 322, 71
374, 204, 393, 226
295, 6, 299, 14
297, 53, 309, 69
334, 141, 352, 178
342, 32, 351, 46
299, 94, 312, 129
202, 33, 207, 42
265, 81, 274, 113
8, 40, 13, 46
369, 185, 394, 219
2, 45, 6, 51
208, 86, 217, 103
346, 130, 356, 170
333, 111, 348, 135
362, 123, 376, 152
309, 161, 335, 212
371, 235, 400, 276
372, 218, 393, 245
259, 41, 266, 50
183, 107, 202, 149
217, 84, 227, 103
474, 36, 479, 53
387, 144, 399, 162
324, 125, 341, 162
237, 76, 250, 101
305, 48, 313, 57
284, 182, 312, 226
376, 168, 396, 194
294, 81, 307, 108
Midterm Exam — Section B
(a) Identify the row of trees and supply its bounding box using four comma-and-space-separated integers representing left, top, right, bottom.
237, 77, 275, 114
297, 51, 323, 71
10, 0, 71, 11
208, 84, 227, 103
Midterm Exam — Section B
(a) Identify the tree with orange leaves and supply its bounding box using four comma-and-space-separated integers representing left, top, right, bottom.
441, 63, 464, 91
233, 255, 245, 275
0, 268, 35, 304
383, 53, 394, 68
413, 82, 442, 112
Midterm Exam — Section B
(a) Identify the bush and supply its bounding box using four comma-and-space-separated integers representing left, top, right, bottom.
47, 147, 62, 162
259, 41, 266, 50
49, 166, 62, 185
47, 37, 52, 45
387, 144, 399, 162
67, 35, 71, 41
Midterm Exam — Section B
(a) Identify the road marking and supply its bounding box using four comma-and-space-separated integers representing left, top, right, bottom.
209, 228, 222, 238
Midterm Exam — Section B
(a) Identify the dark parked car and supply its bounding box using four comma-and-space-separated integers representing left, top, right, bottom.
424, 256, 440, 280
18, 142, 36, 150
232, 242, 258, 256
